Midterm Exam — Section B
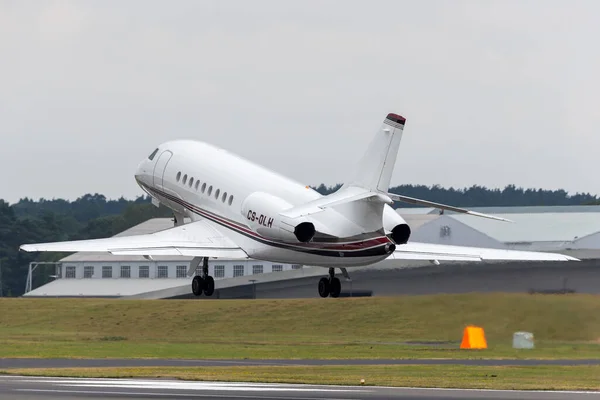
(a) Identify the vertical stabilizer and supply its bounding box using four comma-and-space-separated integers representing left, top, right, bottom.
344, 113, 406, 192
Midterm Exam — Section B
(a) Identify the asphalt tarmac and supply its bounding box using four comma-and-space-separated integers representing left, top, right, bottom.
0, 375, 598, 400
3, 358, 600, 369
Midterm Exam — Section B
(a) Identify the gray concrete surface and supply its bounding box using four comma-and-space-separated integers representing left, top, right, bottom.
205, 261, 600, 299
0, 376, 598, 400
3, 358, 600, 369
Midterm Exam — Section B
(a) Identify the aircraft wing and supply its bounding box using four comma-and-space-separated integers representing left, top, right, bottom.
20, 220, 248, 258
389, 242, 578, 262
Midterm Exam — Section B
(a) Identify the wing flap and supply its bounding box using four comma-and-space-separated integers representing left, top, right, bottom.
391, 242, 578, 262
20, 220, 248, 259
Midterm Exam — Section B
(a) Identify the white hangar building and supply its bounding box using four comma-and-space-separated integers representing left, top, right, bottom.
400, 205, 600, 259
24, 205, 600, 298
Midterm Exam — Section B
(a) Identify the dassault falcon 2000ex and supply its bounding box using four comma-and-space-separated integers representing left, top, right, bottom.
21, 113, 577, 297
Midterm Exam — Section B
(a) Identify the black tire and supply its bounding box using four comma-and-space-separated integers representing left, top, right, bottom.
318, 277, 330, 298
329, 277, 341, 298
192, 276, 204, 296
204, 276, 215, 296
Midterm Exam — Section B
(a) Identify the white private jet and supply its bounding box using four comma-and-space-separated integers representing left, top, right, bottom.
20, 113, 577, 298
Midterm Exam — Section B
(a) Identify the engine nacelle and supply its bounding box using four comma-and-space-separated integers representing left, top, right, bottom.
390, 223, 411, 244
241, 192, 316, 243
383, 206, 412, 244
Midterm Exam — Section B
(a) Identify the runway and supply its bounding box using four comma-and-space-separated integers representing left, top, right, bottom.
0, 375, 598, 400
3, 358, 600, 369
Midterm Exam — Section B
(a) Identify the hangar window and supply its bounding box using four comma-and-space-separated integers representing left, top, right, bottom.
102, 266, 113, 278
189, 177, 194, 188
157, 265, 169, 278
148, 148, 159, 160
207, 185, 213, 196
272, 264, 283, 272
176, 172, 181, 182
233, 265, 244, 277
65, 266, 76, 279
201, 183, 207, 193
214, 265, 225, 278
222, 192, 227, 203
195, 180, 200, 191
139, 266, 149, 278
182, 174, 188, 185
215, 188, 220, 199
84, 266, 94, 278
252, 265, 263, 275
120, 265, 131, 278
291, 264, 303, 270
176, 265, 187, 278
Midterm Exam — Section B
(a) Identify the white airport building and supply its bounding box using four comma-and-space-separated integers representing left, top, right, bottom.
24, 205, 600, 298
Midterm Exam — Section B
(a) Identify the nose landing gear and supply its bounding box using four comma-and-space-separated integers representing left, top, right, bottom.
318, 268, 342, 298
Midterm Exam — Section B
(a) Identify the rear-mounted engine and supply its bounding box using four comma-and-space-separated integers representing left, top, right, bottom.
241, 192, 316, 243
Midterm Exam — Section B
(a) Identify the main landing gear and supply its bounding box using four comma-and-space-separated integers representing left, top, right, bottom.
192, 257, 215, 297
318, 267, 347, 298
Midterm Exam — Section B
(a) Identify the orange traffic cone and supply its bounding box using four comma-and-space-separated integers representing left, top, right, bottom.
460, 325, 487, 349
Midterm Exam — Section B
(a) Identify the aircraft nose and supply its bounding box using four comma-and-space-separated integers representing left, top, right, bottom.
135, 160, 150, 184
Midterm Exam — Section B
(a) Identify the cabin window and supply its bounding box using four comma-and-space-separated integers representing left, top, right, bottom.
182, 174, 188, 185
189, 177, 194, 187
176, 172, 181, 182
195, 181, 200, 191
208, 185, 213, 196
215, 189, 220, 199
148, 148, 159, 160
201, 183, 206, 193
222, 192, 227, 203
228, 195, 234, 206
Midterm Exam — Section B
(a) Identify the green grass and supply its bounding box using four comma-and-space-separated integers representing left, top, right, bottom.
1, 294, 600, 359
3, 365, 600, 391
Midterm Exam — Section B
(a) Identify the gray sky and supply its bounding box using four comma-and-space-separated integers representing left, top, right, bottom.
1, 0, 598, 204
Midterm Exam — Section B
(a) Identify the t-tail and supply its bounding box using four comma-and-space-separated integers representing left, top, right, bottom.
343, 113, 406, 193
343, 112, 512, 223
281, 112, 510, 223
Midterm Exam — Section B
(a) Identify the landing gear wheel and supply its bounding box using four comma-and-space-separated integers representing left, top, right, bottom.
318, 277, 330, 298
329, 277, 341, 298
192, 275, 204, 296
203, 276, 215, 296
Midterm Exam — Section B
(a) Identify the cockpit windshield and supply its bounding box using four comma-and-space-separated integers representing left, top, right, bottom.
148, 148, 159, 160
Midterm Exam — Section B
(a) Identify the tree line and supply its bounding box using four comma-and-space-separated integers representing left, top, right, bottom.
1, 185, 598, 297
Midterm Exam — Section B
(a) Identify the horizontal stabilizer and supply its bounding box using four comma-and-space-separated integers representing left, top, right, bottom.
280, 187, 392, 219
20, 220, 248, 259
388, 193, 512, 222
